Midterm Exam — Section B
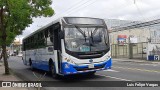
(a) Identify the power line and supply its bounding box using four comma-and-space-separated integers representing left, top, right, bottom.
133, 1, 147, 22
132, 0, 160, 22
110, 0, 160, 30
111, 3, 144, 28
63, 0, 93, 16
65, 0, 97, 16
54, 0, 84, 13
112, 19, 160, 32
52, 0, 85, 19
52, 0, 92, 19
134, 0, 136, 4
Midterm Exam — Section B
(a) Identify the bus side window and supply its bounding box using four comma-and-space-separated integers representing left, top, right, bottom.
49, 28, 54, 43
50, 37, 53, 43
37, 31, 45, 48
45, 29, 48, 38
34, 34, 38, 49
46, 28, 54, 46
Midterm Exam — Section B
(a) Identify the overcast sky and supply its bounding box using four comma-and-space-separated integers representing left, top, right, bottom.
16, 0, 160, 41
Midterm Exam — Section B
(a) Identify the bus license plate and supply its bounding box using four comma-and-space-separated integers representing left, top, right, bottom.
88, 64, 94, 68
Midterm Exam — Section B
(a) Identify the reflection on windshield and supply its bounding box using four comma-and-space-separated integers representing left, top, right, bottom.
64, 27, 108, 52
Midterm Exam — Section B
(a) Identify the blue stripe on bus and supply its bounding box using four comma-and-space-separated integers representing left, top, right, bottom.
31, 60, 50, 71
30, 58, 112, 75
72, 58, 112, 68
105, 58, 112, 69
61, 58, 112, 75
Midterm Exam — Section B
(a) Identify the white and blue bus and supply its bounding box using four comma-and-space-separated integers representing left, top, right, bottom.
22, 17, 112, 78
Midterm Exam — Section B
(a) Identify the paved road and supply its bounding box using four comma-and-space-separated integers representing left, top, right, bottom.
8, 56, 160, 90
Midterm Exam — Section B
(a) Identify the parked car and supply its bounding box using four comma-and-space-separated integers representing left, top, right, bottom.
10, 53, 16, 56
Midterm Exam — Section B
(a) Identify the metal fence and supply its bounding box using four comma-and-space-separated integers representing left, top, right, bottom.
111, 42, 147, 60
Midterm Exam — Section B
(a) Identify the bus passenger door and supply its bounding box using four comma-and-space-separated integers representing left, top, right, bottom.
53, 24, 62, 74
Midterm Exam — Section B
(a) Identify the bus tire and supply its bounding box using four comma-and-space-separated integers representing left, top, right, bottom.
29, 59, 34, 71
29, 59, 32, 66
49, 62, 58, 79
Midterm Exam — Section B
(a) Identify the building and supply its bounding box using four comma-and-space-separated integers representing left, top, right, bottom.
105, 19, 159, 44
9, 40, 22, 56
105, 19, 160, 59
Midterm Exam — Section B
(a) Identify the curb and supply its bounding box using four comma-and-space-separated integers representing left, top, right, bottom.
113, 59, 160, 64
9, 68, 29, 81
9, 68, 46, 90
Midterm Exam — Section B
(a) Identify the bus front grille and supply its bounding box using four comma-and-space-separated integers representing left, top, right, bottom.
78, 53, 102, 59
74, 64, 105, 71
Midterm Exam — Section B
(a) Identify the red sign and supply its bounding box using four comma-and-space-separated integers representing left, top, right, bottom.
118, 35, 127, 38
117, 35, 127, 45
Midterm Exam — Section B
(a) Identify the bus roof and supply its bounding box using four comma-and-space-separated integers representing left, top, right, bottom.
23, 17, 104, 40
23, 18, 61, 40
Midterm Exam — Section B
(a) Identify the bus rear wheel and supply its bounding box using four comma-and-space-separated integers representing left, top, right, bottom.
29, 59, 32, 66
29, 59, 34, 71
49, 62, 58, 79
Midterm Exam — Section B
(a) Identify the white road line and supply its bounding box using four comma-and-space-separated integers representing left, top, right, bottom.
113, 60, 160, 67
112, 61, 118, 62
113, 59, 160, 64
113, 66, 160, 73
140, 64, 157, 66
104, 69, 120, 72
96, 74, 132, 81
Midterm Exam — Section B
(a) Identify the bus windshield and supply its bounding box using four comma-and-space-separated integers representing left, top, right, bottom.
64, 26, 108, 52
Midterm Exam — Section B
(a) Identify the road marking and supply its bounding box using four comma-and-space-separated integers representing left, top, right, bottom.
96, 74, 132, 81
113, 59, 160, 64
113, 60, 160, 67
113, 66, 160, 73
104, 69, 119, 72
112, 61, 118, 63
140, 64, 157, 66
113, 59, 149, 64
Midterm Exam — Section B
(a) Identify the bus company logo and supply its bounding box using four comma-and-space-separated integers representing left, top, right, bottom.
89, 59, 93, 63
2, 82, 11, 87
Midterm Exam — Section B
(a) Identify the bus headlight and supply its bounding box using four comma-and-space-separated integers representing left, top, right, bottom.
64, 57, 76, 64
64, 57, 70, 62
105, 52, 111, 60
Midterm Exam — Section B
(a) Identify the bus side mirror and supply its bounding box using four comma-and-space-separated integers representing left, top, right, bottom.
59, 31, 64, 39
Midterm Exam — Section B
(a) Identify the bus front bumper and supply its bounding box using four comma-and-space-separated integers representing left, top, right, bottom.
61, 58, 112, 75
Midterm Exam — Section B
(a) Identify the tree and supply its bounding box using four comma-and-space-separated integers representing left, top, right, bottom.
0, 0, 54, 74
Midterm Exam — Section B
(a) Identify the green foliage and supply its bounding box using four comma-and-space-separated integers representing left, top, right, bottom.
0, 0, 54, 74
0, 0, 54, 45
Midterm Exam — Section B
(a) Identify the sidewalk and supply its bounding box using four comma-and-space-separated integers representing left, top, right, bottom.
113, 58, 160, 64
0, 61, 29, 90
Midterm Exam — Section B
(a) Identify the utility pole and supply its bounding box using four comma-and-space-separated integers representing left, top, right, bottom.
134, 0, 136, 4
128, 31, 133, 59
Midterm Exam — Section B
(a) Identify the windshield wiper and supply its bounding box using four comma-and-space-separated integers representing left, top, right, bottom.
74, 26, 86, 37
90, 27, 99, 44
74, 26, 87, 42
92, 27, 98, 36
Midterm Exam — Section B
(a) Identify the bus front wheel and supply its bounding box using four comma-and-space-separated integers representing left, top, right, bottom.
49, 62, 58, 79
